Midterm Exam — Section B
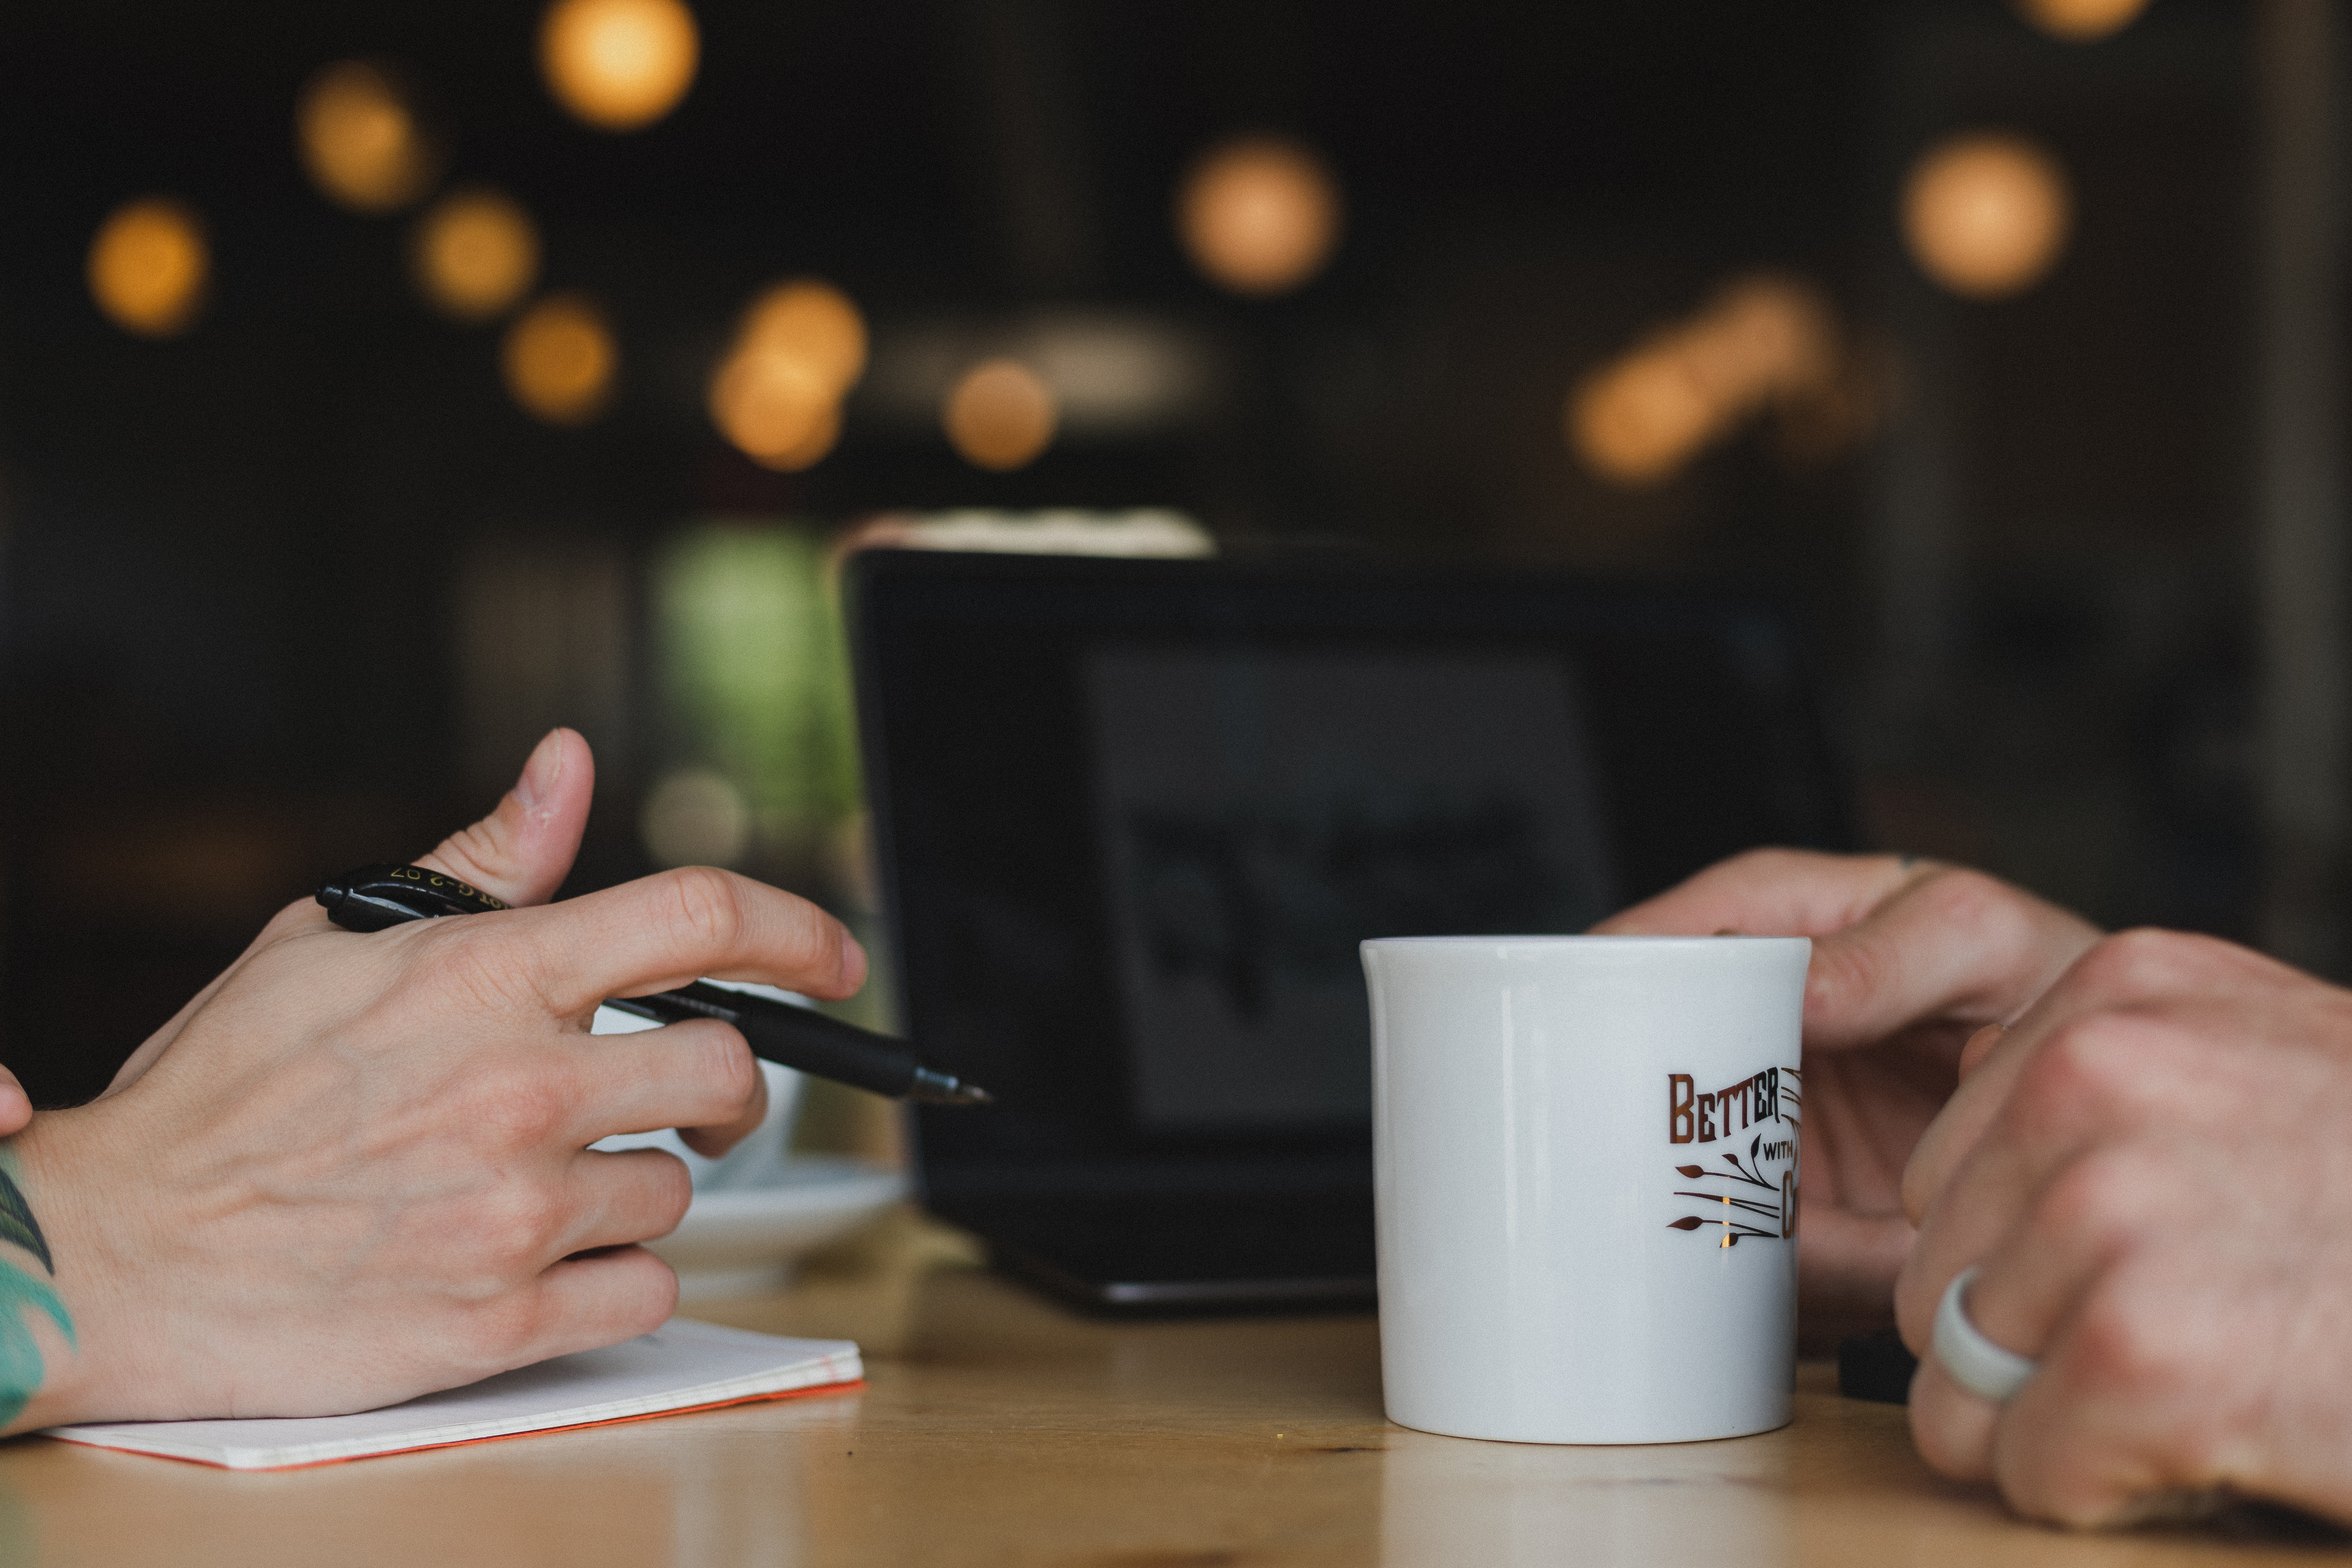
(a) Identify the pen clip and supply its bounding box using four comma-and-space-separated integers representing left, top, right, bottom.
317, 863, 509, 932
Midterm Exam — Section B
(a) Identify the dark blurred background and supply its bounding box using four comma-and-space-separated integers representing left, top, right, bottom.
0, 0, 2313, 1107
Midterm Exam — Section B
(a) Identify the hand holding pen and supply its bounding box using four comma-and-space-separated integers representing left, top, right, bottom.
5, 728, 947, 1434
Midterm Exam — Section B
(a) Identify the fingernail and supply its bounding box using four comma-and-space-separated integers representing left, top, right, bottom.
515, 728, 565, 813
839, 930, 869, 991
1958, 1023, 2007, 1077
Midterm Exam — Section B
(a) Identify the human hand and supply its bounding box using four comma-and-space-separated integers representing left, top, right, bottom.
101, 729, 779, 1158
1894, 930, 2352, 1528
1594, 849, 2100, 1345
0, 729, 867, 1430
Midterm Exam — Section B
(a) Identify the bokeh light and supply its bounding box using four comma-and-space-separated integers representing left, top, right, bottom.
2013, 0, 2149, 42
707, 280, 866, 470
87, 198, 208, 337
1176, 136, 1343, 296
944, 359, 1058, 470
412, 190, 541, 322
710, 353, 841, 470
502, 293, 617, 424
641, 768, 750, 868
540, 0, 700, 131
1568, 275, 1843, 488
737, 281, 868, 397
1569, 348, 1717, 489
296, 60, 438, 214
1902, 132, 2073, 299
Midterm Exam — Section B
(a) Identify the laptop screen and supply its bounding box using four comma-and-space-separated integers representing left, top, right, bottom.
846, 551, 1850, 1203
1089, 643, 1614, 1133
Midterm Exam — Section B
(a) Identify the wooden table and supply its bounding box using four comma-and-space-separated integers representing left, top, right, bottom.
0, 1214, 2341, 1568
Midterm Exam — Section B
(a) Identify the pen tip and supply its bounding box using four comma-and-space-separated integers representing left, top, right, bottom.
908, 1067, 995, 1105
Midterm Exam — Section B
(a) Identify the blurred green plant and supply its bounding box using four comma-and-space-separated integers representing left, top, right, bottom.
649, 521, 861, 873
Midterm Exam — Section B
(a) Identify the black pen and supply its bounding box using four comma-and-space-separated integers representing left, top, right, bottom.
315, 863, 993, 1105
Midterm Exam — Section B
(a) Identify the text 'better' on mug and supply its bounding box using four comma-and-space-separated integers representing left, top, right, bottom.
1363, 934, 1810, 1444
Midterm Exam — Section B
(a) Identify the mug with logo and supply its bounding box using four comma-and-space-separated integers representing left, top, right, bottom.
1362, 934, 1810, 1444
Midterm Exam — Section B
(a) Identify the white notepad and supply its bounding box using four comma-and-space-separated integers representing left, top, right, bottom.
44, 1320, 861, 1471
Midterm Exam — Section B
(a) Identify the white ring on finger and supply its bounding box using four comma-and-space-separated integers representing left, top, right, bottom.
1932, 1265, 2037, 1404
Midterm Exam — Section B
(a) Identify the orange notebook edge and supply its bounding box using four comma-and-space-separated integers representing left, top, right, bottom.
44, 1376, 866, 1472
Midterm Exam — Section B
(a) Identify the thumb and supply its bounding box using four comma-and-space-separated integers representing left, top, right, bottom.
0, 1065, 29, 1136
414, 727, 594, 908
103, 729, 603, 1101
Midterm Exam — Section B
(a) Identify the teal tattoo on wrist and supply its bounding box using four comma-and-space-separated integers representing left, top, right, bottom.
0, 1150, 71, 1427
0, 1163, 51, 1276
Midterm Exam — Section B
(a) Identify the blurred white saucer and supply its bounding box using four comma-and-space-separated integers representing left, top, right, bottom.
587, 984, 909, 1298
643, 1158, 908, 1299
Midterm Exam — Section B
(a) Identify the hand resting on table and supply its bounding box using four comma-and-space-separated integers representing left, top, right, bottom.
1897, 929, 2352, 1528
1608, 847, 2352, 1528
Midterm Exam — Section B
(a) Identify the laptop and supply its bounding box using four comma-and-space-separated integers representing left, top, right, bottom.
845, 551, 1852, 1313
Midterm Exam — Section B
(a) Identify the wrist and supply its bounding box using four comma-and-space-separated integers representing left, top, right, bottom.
0, 1123, 86, 1433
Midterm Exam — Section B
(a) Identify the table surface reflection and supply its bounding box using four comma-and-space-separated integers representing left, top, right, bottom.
0, 1218, 2341, 1568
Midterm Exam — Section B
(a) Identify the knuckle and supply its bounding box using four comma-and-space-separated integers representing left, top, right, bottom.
783, 897, 846, 974
2027, 1148, 2160, 1254
1732, 846, 1857, 896
1731, 846, 1807, 878
2069, 927, 2208, 1003
2014, 1017, 2144, 1131
2066, 1282, 2199, 1411
612, 1248, 683, 1331
466, 1065, 574, 1148
435, 819, 515, 881
469, 1182, 568, 1269
1808, 931, 1888, 1010
423, 924, 547, 1015
1907, 1384, 1991, 1481
702, 1030, 760, 1110
1923, 869, 2036, 961
665, 866, 748, 953
642, 1152, 695, 1232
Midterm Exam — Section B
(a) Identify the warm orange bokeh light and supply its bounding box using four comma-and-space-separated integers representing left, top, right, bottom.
540, 0, 700, 131
709, 353, 840, 470
1569, 350, 1719, 489
2013, 0, 2149, 41
502, 294, 618, 424
88, 198, 209, 337
1176, 136, 1343, 296
296, 60, 438, 213
412, 190, 541, 322
737, 281, 868, 397
944, 359, 1058, 470
1902, 132, 2073, 299
706, 279, 865, 470
1567, 276, 1841, 488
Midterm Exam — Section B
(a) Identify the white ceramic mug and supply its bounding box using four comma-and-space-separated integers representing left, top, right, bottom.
1363, 935, 1810, 1444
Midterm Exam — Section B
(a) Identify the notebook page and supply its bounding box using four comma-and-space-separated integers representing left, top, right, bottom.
45, 1320, 861, 1470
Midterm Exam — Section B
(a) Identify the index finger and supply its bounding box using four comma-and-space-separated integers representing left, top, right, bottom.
1799, 866, 2099, 1052
1592, 848, 1924, 937
481, 866, 867, 1016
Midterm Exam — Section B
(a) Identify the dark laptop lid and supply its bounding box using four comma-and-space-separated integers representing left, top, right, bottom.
844, 551, 1852, 1214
